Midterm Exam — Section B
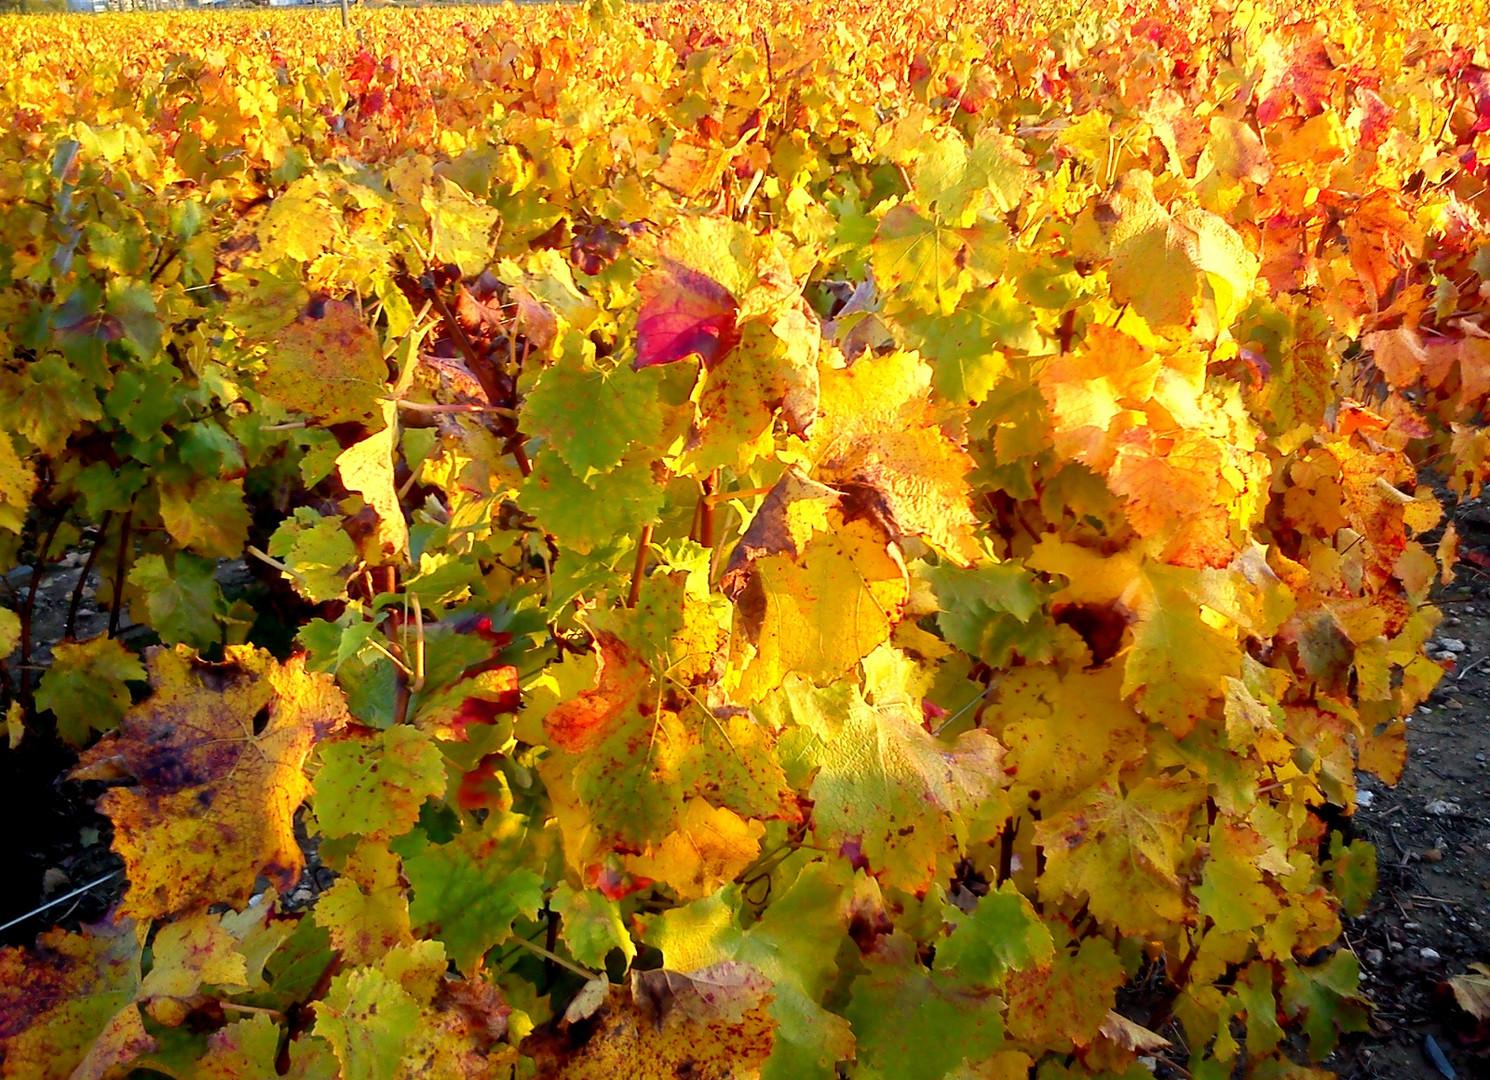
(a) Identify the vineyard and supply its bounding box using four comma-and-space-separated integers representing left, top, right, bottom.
2, 0, 1490, 1076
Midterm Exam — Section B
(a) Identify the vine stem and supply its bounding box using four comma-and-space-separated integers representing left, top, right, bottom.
704, 484, 774, 505
64, 512, 113, 641
107, 509, 133, 638
218, 1003, 284, 1021
697, 470, 718, 549
1147, 940, 1200, 1034
246, 545, 305, 583
626, 525, 655, 609
510, 936, 598, 982
0, 869, 123, 935
409, 593, 425, 695
19, 508, 67, 704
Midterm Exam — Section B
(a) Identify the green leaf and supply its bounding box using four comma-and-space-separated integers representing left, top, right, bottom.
522, 347, 664, 480
924, 562, 1059, 668
105, 278, 162, 359
267, 508, 359, 604
845, 935, 1003, 1080
312, 725, 448, 840
550, 882, 636, 970
158, 476, 251, 559
313, 967, 420, 1080
1235, 960, 1284, 1056
1282, 952, 1370, 1061
518, 451, 664, 557
1327, 832, 1376, 919
36, 637, 146, 746
402, 550, 481, 608
126, 553, 224, 650
395, 813, 546, 974
936, 882, 1054, 981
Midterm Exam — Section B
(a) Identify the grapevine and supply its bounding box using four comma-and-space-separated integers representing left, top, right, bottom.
1, 1, 1488, 1078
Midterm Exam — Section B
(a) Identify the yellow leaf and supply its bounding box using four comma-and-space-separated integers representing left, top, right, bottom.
626, 799, 766, 901
138, 911, 250, 1026
1122, 564, 1244, 737
522, 975, 775, 1080
1035, 775, 1204, 937
984, 666, 1149, 817
810, 351, 982, 564
314, 843, 414, 966
0, 427, 35, 534
337, 399, 409, 560
263, 300, 389, 428
71, 646, 348, 922
733, 514, 908, 701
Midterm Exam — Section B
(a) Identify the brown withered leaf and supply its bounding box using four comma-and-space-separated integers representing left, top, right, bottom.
719, 469, 841, 601
631, 963, 772, 1028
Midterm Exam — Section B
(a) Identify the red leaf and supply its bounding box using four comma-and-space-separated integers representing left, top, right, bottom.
456, 753, 512, 813
347, 50, 377, 88
634, 259, 739, 371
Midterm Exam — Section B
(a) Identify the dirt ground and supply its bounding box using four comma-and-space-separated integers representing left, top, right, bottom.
2, 521, 1489, 1076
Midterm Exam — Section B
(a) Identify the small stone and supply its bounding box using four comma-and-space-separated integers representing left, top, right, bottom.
1477, 753, 1487, 763
1365, 948, 1384, 966
1388, 939, 1405, 952
41, 868, 70, 895
1404, 921, 1421, 930
1427, 799, 1464, 816
289, 888, 314, 906
1438, 638, 1468, 653
1445, 617, 1462, 627
1420, 947, 1442, 962
1425, 848, 1445, 862
1357, 790, 1376, 809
